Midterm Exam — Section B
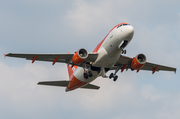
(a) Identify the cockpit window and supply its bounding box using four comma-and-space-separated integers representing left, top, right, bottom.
117, 24, 129, 28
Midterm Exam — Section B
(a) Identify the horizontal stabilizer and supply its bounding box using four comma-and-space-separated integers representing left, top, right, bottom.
81, 84, 100, 90
38, 80, 100, 90
38, 80, 69, 87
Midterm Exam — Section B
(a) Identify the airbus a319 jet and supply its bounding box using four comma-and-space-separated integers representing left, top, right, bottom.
5, 23, 176, 92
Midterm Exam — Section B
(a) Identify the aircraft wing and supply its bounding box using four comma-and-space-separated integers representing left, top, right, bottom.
38, 80, 100, 90
140, 62, 176, 72
113, 55, 176, 73
5, 53, 98, 65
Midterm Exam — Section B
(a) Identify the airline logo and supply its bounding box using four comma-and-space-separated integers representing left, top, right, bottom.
72, 66, 76, 72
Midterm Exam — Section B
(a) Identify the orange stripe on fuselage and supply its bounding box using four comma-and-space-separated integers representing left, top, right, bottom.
93, 36, 106, 52
67, 75, 88, 90
93, 23, 128, 53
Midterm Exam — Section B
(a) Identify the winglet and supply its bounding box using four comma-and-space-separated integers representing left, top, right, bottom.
4, 54, 6, 59
174, 69, 176, 74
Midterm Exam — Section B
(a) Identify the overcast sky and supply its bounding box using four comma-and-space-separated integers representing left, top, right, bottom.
0, 0, 180, 119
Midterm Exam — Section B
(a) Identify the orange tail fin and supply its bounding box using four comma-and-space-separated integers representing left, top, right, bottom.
67, 64, 78, 79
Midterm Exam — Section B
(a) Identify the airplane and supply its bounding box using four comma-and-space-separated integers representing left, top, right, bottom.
5, 23, 176, 92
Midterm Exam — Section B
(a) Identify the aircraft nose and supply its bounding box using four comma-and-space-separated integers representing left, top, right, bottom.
123, 25, 134, 40
127, 25, 134, 36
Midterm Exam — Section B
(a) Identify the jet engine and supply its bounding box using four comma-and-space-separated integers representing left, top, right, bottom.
72, 48, 88, 65
131, 54, 146, 70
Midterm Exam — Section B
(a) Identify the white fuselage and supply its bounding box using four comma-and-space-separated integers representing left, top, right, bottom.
73, 24, 134, 84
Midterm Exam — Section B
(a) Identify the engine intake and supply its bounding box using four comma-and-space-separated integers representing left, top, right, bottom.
72, 48, 88, 65
131, 54, 146, 70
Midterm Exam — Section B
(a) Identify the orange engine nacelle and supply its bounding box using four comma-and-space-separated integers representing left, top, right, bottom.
72, 48, 88, 65
131, 54, 146, 70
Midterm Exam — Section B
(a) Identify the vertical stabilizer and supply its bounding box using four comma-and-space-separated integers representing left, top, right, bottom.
67, 64, 78, 79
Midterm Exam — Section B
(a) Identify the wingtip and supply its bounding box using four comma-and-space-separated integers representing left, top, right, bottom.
4, 54, 6, 59
174, 69, 177, 74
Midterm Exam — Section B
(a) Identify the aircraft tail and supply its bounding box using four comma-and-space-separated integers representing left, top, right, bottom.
67, 64, 78, 79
